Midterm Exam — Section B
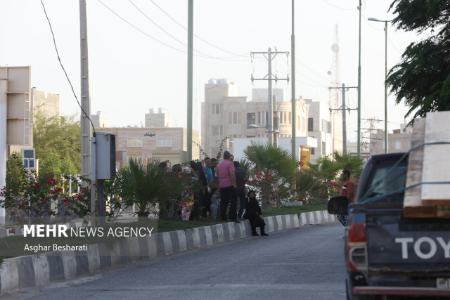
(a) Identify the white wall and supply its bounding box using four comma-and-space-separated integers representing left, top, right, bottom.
0, 80, 7, 223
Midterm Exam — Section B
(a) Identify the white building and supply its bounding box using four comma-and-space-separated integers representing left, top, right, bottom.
0, 66, 33, 223
201, 79, 313, 160
145, 108, 172, 128
232, 136, 317, 162
304, 99, 333, 163
32, 88, 60, 119
91, 111, 109, 128
370, 128, 412, 155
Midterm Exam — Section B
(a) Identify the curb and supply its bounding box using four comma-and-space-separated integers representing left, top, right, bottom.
0, 210, 336, 295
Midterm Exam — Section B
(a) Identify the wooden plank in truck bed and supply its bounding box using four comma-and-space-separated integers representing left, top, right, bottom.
422, 111, 450, 206
404, 119, 435, 217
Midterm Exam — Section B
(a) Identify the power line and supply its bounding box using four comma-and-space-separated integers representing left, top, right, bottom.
97, 0, 246, 61
128, 0, 186, 47
320, 0, 355, 12
39, 0, 96, 133
147, 0, 247, 58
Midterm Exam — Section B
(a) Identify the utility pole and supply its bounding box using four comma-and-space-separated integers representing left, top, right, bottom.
329, 84, 358, 155
384, 21, 388, 153
251, 48, 289, 147
80, 0, 91, 179
357, 0, 362, 157
187, 0, 193, 161
79, 0, 96, 217
368, 17, 392, 154
291, 0, 296, 159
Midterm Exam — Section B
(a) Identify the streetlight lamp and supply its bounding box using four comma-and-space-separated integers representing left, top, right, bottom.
368, 17, 392, 154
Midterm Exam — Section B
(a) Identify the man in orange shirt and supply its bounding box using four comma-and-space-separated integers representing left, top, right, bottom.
340, 169, 356, 203
337, 169, 356, 226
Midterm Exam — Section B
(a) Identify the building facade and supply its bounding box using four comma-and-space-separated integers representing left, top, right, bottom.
0, 66, 33, 222
91, 111, 109, 128
99, 127, 200, 169
369, 128, 412, 155
32, 88, 60, 119
304, 99, 333, 163
145, 108, 172, 128
201, 79, 310, 158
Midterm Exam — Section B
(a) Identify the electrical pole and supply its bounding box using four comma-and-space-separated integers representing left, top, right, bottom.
329, 84, 358, 155
291, 0, 296, 160
384, 20, 388, 153
187, 0, 193, 162
79, 0, 96, 217
80, 0, 91, 179
251, 48, 289, 147
268, 48, 273, 146
342, 83, 347, 155
357, 0, 362, 157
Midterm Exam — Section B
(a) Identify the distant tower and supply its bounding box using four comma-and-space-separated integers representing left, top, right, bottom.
329, 24, 343, 154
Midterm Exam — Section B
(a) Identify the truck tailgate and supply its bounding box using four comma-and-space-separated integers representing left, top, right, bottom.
367, 212, 450, 275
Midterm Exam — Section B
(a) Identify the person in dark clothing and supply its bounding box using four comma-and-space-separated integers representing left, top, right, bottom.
234, 161, 247, 220
244, 190, 268, 236
190, 161, 208, 218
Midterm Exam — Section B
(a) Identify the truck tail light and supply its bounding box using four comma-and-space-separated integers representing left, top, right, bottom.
347, 223, 367, 272
348, 223, 367, 243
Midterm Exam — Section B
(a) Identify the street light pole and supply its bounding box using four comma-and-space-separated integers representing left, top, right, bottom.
291, 0, 296, 160
368, 17, 391, 154
357, 0, 362, 158
187, 0, 193, 161
384, 21, 388, 154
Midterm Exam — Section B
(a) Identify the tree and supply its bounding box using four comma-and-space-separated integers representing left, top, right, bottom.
296, 153, 363, 203
33, 112, 81, 177
387, 0, 450, 122
120, 159, 181, 219
0, 154, 27, 212
244, 144, 297, 208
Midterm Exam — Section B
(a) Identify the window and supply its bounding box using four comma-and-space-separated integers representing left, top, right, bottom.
322, 120, 331, 133
212, 126, 220, 136
322, 142, 326, 155
157, 137, 172, 147
288, 112, 292, 124
212, 104, 221, 115
228, 112, 232, 124
311, 148, 315, 155
257, 112, 261, 124
247, 113, 256, 128
308, 118, 314, 132
233, 112, 239, 124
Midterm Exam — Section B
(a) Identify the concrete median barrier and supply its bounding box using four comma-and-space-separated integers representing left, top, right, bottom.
0, 210, 337, 296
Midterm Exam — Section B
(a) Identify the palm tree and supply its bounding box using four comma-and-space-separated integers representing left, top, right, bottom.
244, 143, 296, 208
121, 158, 171, 218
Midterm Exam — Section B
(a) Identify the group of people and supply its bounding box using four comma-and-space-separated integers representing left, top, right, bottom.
190, 150, 267, 236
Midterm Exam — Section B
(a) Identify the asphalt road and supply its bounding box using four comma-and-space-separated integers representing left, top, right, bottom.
7, 224, 346, 300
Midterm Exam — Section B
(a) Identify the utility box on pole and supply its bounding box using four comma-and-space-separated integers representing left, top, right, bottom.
94, 132, 116, 180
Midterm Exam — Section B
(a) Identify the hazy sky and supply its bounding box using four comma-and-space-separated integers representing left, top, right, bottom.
1, 0, 419, 141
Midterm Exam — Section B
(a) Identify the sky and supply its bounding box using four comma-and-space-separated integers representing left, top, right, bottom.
0, 0, 420, 141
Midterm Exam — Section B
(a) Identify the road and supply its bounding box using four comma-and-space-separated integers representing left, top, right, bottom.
7, 224, 346, 300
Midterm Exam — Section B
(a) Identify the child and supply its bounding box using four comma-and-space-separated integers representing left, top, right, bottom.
244, 190, 268, 236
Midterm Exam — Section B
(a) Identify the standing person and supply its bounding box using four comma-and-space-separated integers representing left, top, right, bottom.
216, 151, 238, 222
245, 190, 268, 236
234, 161, 247, 220
337, 169, 356, 226
202, 157, 213, 217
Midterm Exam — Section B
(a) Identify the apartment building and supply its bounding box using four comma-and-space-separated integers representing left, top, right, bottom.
201, 79, 310, 158
304, 99, 333, 163
99, 127, 200, 168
